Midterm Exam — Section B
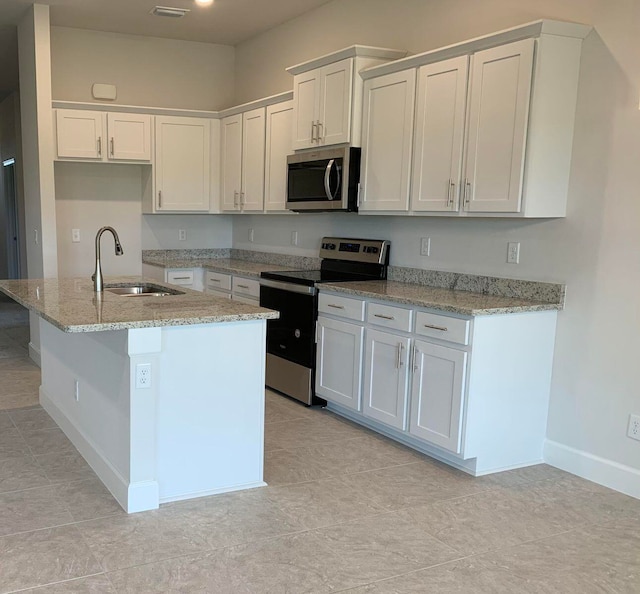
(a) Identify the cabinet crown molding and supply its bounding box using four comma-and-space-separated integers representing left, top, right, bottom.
360, 19, 592, 80
286, 45, 407, 75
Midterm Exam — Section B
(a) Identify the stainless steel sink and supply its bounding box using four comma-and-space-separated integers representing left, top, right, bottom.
105, 284, 184, 297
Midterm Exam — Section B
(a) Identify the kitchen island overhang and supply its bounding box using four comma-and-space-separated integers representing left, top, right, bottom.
0, 277, 279, 513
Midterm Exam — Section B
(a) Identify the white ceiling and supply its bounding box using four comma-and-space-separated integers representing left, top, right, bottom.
0, 0, 334, 98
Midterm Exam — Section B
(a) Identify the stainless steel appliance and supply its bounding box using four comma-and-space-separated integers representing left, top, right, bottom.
260, 237, 390, 405
286, 147, 361, 212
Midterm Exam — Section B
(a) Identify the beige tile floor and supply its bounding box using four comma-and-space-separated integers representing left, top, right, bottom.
0, 302, 638, 592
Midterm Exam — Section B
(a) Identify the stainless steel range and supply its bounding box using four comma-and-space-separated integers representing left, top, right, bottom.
260, 237, 390, 405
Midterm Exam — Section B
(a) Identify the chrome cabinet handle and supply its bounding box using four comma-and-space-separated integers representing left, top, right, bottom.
234, 191, 239, 208
172, 277, 191, 281
327, 304, 345, 310
424, 323, 448, 332
396, 342, 404, 369
236, 284, 250, 289
412, 344, 419, 372
447, 180, 456, 207
158, 190, 162, 208
209, 278, 221, 283
374, 313, 395, 321
97, 137, 102, 157
240, 192, 245, 207
110, 138, 114, 157
311, 121, 317, 143
317, 120, 323, 142
464, 180, 471, 206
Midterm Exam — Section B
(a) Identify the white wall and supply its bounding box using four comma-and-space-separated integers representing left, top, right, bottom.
55, 162, 143, 278
142, 214, 233, 250
233, 0, 640, 491
50, 27, 236, 111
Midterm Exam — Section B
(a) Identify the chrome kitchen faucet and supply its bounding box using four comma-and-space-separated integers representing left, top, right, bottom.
92, 226, 124, 292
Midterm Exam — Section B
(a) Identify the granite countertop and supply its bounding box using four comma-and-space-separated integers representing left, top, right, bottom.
0, 277, 279, 333
143, 257, 293, 278
320, 280, 563, 316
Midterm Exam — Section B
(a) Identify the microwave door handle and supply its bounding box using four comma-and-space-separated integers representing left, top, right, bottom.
324, 159, 335, 200
333, 162, 341, 200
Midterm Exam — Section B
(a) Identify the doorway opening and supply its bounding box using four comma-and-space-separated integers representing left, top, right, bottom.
2, 158, 20, 279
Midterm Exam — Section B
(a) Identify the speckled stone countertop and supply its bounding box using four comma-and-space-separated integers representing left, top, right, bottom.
143, 256, 295, 278
319, 281, 563, 316
0, 277, 279, 333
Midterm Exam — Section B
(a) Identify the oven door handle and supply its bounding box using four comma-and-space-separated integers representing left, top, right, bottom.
260, 278, 317, 296
324, 159, 340, 201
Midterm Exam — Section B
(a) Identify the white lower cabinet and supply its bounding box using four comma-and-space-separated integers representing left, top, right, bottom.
316, 316, 363, 411
363, 329, 411, 430
409, 340, 467, 453
317, 289, 558, 475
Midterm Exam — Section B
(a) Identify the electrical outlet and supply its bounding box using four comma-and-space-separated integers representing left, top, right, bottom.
628, 414, 640, 441
248, 228, 255, 243
71, 229, 81, 243
507, 242, 520, 264
136, 363, 152, 389
178, 229, 187, 241
420, 237, 431, 256
291, 231, 298, 246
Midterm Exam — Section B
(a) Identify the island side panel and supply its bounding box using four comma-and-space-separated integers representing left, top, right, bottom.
156, 319, 267, 503
38, 319, 143, 509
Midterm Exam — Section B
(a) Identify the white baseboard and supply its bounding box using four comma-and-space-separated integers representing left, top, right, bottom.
544, 439, 640, 500
160, 481, 267, 505
28, 342, 41, 367
40, 386, 159, 513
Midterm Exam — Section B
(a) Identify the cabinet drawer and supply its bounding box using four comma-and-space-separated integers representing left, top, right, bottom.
367, 302, 412, 332
206, 271, 232, 291
318, 293, 365, 321
232, 277, 260, 298
166, 270, 194, 285
415, 311, 470, 345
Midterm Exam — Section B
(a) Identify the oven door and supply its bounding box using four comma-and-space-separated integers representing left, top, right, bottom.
259, 281, 317, 368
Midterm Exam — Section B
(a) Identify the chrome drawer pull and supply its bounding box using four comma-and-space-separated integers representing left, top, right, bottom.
209, 278, 221, 283
327, 304, 345, 310
424, 324, 448, 332
237, 284, 250, 289
172, 276, 190, 281
374, 314, 395, 320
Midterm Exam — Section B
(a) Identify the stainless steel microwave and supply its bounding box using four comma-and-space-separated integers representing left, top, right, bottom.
286, 147, 361, 212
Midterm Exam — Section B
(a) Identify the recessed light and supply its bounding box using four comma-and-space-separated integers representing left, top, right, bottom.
150, 6, 191, 18
194, 0, 214, 6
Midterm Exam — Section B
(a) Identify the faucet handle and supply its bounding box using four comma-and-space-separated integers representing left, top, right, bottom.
91, 273, 96, 281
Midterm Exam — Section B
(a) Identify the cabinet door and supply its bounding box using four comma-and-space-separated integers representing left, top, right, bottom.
362, 329, 410, 430
241, 108, 266, 212
360, 70, 416, 212
265, 101, 293, 212
316, 316, 364, 411
55, 110, 103, 160
220, 114, 243, 212
464, 39, 534, 213
292, 70, 321, 150
409, 340, 467, 453
411, 57, 468, 212
107, 113, 152, 161
155, 117, 211, 212
318, 58, 353, 146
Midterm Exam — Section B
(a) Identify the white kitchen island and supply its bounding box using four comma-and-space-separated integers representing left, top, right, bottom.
0, 277, 278, 513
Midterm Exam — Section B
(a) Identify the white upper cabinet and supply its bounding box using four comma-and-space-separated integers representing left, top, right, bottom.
265, 101, 293, 212
220, 114, 243, 212
241, 108, 266, 212
359, 21, 589, 217
288, 47, 407, 151
220, 108, 266, 213
463, 39, 534, 213
55, 110, 103, 160
411, 56, 468, 213
55, 109, 151, 162
155, 116, 211, 212
292, 58, 352, 150
360, 70, 416, 212
106, 113, 152, 162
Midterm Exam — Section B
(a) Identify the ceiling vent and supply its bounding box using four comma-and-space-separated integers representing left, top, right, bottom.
150, 6, 191, 18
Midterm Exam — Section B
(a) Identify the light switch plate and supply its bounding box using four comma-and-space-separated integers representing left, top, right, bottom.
72, 229, 80, 243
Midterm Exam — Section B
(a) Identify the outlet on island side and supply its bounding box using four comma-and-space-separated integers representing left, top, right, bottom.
628, 414, 640, 441
136, 363, 152, 389
507, 242, 520, 264
178, 229, 187, 241
420, 237, 431, 256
